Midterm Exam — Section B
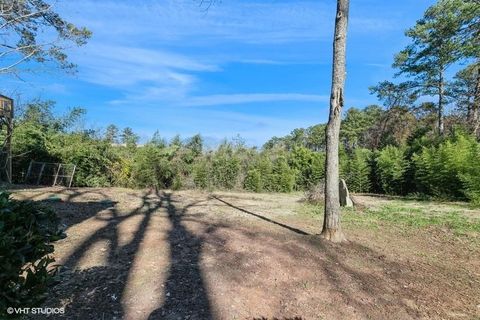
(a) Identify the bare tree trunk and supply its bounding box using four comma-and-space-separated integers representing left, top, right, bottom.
321, 0, 349, 243
472, 64, 480, 139
438, 71, 445, 135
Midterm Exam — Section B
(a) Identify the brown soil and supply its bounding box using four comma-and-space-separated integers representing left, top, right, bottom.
12, 187, 480, 320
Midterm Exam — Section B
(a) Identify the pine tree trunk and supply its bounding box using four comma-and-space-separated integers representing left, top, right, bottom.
321, 0, 349, 243
438, 71, 445, 135
472, 65, 480, 139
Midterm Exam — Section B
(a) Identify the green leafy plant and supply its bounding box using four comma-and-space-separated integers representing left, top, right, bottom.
375, 145, 408, 194
0, 192, 64, 317
414, 133, 480, 203
342, 148, 372, 193
244, 169, 262, 192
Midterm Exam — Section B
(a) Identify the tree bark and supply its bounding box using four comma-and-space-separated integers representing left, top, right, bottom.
321, 0, 349, 243
438, 70, 445, 135
472, 64, 480, 139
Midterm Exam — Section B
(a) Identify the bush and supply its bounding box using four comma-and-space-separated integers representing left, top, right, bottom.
375, 145, 408, 195
269, 156, 296, 193
11, 124, 55, 182
460, 165, 480, 204
414, 133, 480, 202
51, 133, 116, 187
130, 145, 162, 188
244, 169, 262, 192
210, 144, 241, 189
343, 148, 372, 193
0, 192, 64, 317
289, 146, 325, 189
193, 159, 209, 189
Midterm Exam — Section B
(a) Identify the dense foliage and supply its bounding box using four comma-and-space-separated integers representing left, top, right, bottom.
0, 192, 64, 317
8, 98, 480, 204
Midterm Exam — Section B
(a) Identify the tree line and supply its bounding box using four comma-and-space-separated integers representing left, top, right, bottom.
9, 97, 480, 204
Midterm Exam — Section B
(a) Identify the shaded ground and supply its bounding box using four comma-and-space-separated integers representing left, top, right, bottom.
11, 187, 480, 320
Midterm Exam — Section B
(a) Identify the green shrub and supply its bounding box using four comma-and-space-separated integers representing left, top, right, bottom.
130, 145, 162, 188
11, 124, 55, 182
244, 169, 262, 192
375, 145, 408, 195
459, 139, 480, 204
130, 145, 175, 188
210, 144, 241, 189
193, 159, 209, 189
211, 155, 240, 189
51, 133, 116, 187
111, 157, 133, 187
289, 146, 325, 189
0, 192, 64, 317
269, 156, 296, 193
172, 175, 183, 190
343, 148, 372, 193
414, 133, 480, 202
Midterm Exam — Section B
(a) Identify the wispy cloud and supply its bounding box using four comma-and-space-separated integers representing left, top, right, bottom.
76, 44, 216, 87
364, 63, 389, 68
29, 0, 413, 146
181, 93, 329, 107
60, 0, 400, 108
64, 0, 334, 44
73, 43, 219, 103
64, 0, 400, 45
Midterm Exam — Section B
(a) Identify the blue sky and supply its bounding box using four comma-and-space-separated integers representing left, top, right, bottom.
2, 0, 437, 146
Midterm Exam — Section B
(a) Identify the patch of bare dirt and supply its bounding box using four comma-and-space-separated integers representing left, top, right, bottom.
11, 187, 480, 320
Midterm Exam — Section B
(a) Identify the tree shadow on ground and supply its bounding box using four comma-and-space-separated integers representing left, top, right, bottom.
211, 195, 309, 236
148, 193, 213, 320
24, 188, 463, 319
200, 196, 425, 318
307, 238, 421, 318
33, 189, 214, 320
33, 189, 162, 319
11, 186, 117, 228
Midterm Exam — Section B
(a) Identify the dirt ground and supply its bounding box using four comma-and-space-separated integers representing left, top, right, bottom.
11, 187, 480, 320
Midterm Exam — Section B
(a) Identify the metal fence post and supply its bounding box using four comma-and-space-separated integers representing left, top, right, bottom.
69, 165, 76, 188
36, 163, 45, 185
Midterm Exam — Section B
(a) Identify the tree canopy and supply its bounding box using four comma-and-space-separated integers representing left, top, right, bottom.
0, 0, 91, 74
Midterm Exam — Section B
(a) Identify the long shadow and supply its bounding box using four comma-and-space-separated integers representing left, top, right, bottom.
10, 186, 117, 229
36, 189, 214, 319
35, 189, 163, 319
307, 239, 420, 318
148, 192, 213, 319
212, 195, 309, 236
24, 188, 430, 319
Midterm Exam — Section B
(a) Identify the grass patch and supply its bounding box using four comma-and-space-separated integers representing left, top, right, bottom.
346, 204, 480, 235
297, 203, 323, 216
299, 202, 480, 236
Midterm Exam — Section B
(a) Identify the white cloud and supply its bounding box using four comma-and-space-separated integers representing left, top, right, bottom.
64, 0, 400, 45
181, 93, 329, 107
85, 45, 216, 72
63, 0, 335, 44
350, 17, 400, 34
76, 44, 215, 87
59, 0, 399, 108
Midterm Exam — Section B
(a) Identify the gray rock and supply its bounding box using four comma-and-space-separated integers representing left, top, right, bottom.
339, 179, 353, 207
